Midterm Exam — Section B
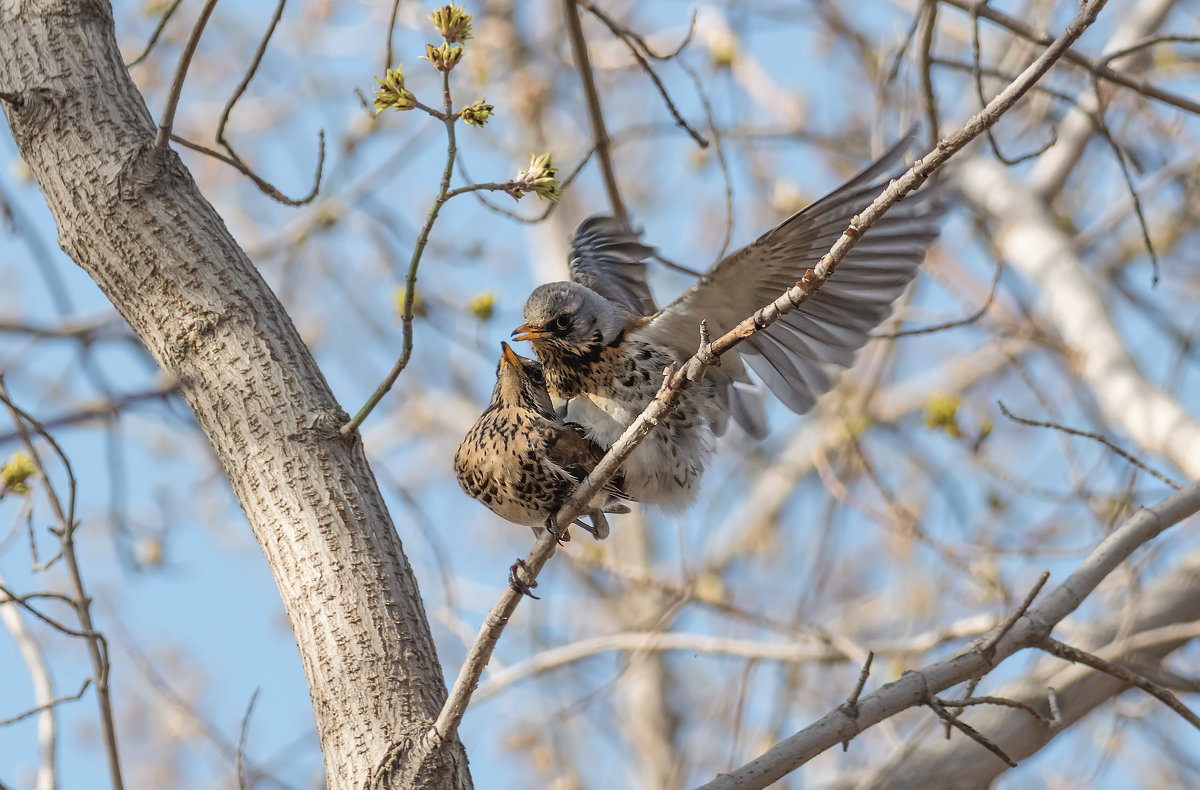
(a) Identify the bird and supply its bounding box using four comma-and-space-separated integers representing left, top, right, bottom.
454, 341, 633, 544
512, 131, 945, 507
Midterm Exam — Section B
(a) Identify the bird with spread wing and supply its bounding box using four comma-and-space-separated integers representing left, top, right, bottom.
512, 132, 946, 507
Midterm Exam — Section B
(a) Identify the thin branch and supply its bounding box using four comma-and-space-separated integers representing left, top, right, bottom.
876, 255, 1002, 338
342, 68, 458, 434
977, 570, 1050, 662
0, 384, 180, 447
939, 0, 1200, 116
384, 0, 403, 71
1088, 74, 1159, 284
0, 379, 124, 790
170, 133, 324, 206
1041, 636, 1200, 730
840, 651, 874, 751
0, 678, 90, 729
576, 0, 709, 149
438, 0, 1115, 751
925, 695, 1017, 767
125, 0, 185, 68
696, 479, 1200, 790
563, 0, 628, 227
1101, 33, 1200, 64
235, 688, 260, 790
997, 401, 1182, 489
937, 695, 1053, 727
917, 0, 939, 145
154, 0, 220, 152
681, 61, 731, 266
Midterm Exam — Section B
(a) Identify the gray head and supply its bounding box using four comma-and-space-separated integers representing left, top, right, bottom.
512, 281, 628, 358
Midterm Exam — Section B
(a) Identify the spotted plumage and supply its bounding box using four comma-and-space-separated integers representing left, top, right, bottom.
454, 342, 631, 539
513, 131, 946, 507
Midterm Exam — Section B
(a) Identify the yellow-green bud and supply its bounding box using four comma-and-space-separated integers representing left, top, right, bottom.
1, 452, 35, 496
469, 292, 495, 320
428, 4, 473, 43
422, 42, 464, 72
924, 393, 962, 438
460, 99, 494, 127
513, 152, 560, 203
373, 67, 416, 113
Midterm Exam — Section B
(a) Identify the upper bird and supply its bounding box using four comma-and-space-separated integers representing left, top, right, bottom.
513, 131, 945, 507
454, 341, 632, 540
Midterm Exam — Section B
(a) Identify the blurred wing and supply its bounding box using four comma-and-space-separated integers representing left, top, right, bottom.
567, 216, 658, 315
642, 131, 946, 435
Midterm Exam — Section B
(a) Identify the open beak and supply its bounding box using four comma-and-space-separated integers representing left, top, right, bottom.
510, 323, 547, 342
499, 341, 522, 368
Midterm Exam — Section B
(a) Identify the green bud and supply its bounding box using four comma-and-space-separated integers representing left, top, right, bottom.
1, 452, 35, 496
428, 4, 473, 43
460, 98, 494, 127
373, 67, 416, 113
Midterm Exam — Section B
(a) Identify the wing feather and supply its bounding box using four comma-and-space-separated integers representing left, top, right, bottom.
566, 216, 658, 315
641, 130, 947, 434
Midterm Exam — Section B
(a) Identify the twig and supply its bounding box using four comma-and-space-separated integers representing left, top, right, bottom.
0, 677, 91, 728
926, 694, 1017, 767
1041, 636, 1200, 730
939, 0, 1200, 117
680, 61, 731, 265
0, 380, 125, 790
997, 401, 1182, 489
1101, 33, 1200, 65
1088, 74, 1158, 284
917, 0, 939, 144
235, 688, 260, 790
342, 68, 458, 434
877, 255, 1002, 338
576, 0, 708, 149
169, 0, 324, 206
384, 0, 403, 71
937, 695, 1052, 726
977, 570, 1050, 662
125, 0, 185, 68
0, 569, 60, 790
563, 0, 628, 227
154, 0, 220, 152
840, 651, 874, 751
0, 384, 180, 446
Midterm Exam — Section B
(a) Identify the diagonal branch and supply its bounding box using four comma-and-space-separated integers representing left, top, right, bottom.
433, 0, 1115, 751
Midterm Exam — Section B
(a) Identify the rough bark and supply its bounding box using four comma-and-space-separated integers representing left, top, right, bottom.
0, 1, 471, 787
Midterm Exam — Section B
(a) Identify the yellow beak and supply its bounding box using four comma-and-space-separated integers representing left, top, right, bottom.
510, 323, 547, 342
499, 341, 522, 368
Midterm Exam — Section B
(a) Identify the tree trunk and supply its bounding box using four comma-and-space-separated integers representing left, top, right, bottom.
0, 1, 471, 787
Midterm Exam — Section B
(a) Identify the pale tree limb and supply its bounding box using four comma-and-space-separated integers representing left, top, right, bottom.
1024, 0, 1180, 198
435, 0, 1113, 747
0, 570, 57, 790
850, 549, 1200, 790
959, 157, 1200, 479
694, 480, 1200, 790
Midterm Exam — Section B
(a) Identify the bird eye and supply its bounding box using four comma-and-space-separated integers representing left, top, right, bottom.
551, 314, 571, 333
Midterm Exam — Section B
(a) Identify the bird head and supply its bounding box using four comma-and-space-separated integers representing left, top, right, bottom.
492, 341, 556, 416
512, 281, 627, 360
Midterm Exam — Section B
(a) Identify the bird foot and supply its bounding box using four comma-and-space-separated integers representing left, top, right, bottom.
508, 559, 540, 599
544, 514, 571, 545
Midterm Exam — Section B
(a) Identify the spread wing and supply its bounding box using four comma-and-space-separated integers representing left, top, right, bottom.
640, 130, 946, 438
567, 216, 658, 315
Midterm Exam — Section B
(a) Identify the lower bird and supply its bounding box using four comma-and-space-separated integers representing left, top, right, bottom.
454, 342, 632, 547
513, 130, 945, 507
